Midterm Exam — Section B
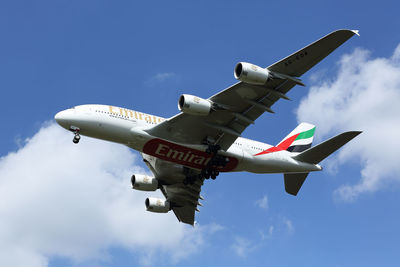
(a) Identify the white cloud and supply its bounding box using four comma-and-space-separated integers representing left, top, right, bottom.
255, 195, 268, 210
144, 72, 177, 87
206, 222, 225, 234
282, 218, 294, 234
269, 225, 274, 236
296, 45, 400, 201
231, 236, 256, 258
154, 72, 175, 81
0, 123, 220, 267
259, 225, 274, 240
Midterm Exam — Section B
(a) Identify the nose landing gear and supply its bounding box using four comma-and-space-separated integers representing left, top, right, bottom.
69, 126, 81, 144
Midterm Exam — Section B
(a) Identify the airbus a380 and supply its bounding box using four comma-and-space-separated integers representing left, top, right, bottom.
55, 29, 361, 225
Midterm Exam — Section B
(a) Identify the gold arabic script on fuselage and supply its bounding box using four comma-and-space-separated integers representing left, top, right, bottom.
108, 106, 165, 124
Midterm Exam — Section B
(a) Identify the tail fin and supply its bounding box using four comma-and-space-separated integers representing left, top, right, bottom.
277, 122, 316, 153
294, 131, 362, 164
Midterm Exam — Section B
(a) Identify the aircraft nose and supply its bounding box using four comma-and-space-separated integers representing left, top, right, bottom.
54, 109, 75, 129
54, 110, 66, 124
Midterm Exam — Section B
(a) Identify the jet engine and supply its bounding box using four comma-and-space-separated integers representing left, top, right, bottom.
131, 174, 158, 191
178, 94, 212, 116
145, 197, 171, 213
234, 62, 271, 85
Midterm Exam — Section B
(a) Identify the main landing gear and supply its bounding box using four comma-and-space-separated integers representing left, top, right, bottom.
183, 143, 229, 185
70, 126, 81, 144
205, 144, 220, 154
201, 153, 229, 180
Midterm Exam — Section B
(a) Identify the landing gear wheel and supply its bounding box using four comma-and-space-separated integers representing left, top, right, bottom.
73, 134, 80, 144
201, 168, 219, 180
210, 169, 218, 180
205, 170, 211, 179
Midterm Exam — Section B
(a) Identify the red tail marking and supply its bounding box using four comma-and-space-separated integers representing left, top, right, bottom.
254, 133, 300, 156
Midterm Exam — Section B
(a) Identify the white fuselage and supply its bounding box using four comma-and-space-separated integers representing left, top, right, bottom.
55, 104, 321, 174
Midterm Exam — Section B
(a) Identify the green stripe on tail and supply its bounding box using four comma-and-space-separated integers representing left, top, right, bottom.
295, 127, 315, 140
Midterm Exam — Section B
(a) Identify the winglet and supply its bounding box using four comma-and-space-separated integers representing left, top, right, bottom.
351, 29, 360, 36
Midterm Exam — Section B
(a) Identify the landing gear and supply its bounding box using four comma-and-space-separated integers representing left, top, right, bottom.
182, 138, 230, 186
73, 134, 80, 144
70, 126, 81, 144
205, 144, 220, 154
201, 142, 229, 181
210, 169, 219, 180
183, 166, 222, 185
201, 169, 219, 180
182, 147, 230, 186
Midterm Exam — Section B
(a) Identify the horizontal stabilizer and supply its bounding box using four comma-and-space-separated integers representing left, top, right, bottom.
294, 131, 362, 164
284, 172, 309, 196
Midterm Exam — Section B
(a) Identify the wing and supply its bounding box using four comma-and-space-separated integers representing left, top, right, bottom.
160, 180, 203, 225
142, 153, 203, 225
146, 29, 358, 151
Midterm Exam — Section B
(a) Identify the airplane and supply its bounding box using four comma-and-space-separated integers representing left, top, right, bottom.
55, 29, 361, 225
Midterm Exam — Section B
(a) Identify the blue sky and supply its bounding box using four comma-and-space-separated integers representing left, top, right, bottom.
1, 1, 400, 267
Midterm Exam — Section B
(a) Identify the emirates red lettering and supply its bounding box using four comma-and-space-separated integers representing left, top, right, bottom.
154, 143, 210, 166
143, 138, 238, 172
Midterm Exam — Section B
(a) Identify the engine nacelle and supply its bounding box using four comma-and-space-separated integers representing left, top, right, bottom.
178, 94, 212, 116
131, 174, 158, 191
234, 62, 270, 85
145, 197, 170, 213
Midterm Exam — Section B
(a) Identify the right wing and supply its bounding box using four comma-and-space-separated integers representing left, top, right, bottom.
267, 29, 359, 76
146, 30, 358, 151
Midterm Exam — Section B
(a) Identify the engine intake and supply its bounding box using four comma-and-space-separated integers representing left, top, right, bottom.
234, 62, 270, 85
145, 197, 170, 213
131, 174, 158, 191
178, 94, 212, 116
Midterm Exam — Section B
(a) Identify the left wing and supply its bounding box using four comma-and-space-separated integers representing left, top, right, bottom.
145, 29, 358, 151
142, 153, 203, 225
160, 180, 203, 225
